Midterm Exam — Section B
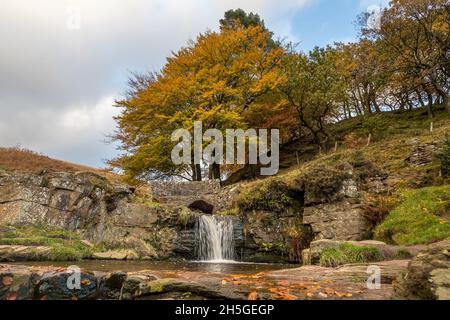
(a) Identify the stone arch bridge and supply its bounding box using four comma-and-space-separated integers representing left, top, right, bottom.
148, 180, 233, 214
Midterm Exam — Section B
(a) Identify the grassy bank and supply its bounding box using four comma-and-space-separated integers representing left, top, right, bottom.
0, 226, 97, 261
319, 243, 384, 267
374, 185, 450, 245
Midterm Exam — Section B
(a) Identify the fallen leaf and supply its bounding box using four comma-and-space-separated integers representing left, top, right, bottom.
278, 280, 290, 287
6, 292, 17, 300
248, 292, 258, 300
221, 280, 227, 285
2, 276, 13, 286
81, 279, 91, 286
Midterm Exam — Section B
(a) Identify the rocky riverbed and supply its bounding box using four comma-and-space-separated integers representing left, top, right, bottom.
3, 237, 449, 300
0, 260, 408, 300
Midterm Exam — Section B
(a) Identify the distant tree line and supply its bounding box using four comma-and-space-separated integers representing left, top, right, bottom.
110, 0, 449, 182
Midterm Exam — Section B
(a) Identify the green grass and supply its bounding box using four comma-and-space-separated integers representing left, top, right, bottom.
319, 243, 384, 267
374, 185, 450, 245
0, 225, 96, 261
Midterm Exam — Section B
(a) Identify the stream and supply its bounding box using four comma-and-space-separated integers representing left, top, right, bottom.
9, 260, 296, 274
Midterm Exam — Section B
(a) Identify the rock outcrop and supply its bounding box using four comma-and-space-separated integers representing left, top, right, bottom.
0, 169, 205, 260
0, 170, 131, 230
237, 161, 389, 263
394, 238, 450, 300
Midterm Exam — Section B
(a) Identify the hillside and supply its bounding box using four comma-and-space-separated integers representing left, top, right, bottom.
229, 105, 449, 260
0, 147, 120, 183
280, 104, 449, 176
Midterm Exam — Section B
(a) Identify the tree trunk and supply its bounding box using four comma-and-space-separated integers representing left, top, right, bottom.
191, 164, 202, 181
445, 95, 450, 117
208, 163, 220, 180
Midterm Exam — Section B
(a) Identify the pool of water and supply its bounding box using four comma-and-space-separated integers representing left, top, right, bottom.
9, 260, 297, 274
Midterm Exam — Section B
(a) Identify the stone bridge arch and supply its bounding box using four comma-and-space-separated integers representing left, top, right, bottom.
148, 180, 225, 213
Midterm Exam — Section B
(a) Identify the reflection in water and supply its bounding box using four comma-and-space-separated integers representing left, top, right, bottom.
10, 260, 296, 274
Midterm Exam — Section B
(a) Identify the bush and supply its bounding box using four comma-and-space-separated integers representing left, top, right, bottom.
374, 185, 450, 245
237, 179, 296, 212
319, 243, 384, 267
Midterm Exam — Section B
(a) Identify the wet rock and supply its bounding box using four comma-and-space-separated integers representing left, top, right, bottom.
37, 270, 99, 300
0, 270, 42, 300
139, 278, 242, 300
121, 274, 159, 300
99, 271, 127, 299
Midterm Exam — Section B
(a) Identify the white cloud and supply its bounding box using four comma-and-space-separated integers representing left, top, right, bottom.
358, 0, 390, 10
0, 0, 314, 167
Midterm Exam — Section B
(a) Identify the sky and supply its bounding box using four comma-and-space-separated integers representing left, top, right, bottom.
0, 0, 389, 168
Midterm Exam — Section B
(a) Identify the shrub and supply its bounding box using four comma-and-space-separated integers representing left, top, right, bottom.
361, 194, 398, 227
319, 243, 384, 267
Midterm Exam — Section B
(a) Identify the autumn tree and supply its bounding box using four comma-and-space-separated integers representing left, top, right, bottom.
335, 39, 389, 117
364, 0, 450, 116
279, 46, 346, 148
111, 24, 285, 182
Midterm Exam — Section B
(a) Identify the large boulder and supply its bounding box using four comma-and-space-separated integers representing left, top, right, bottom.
394, 238, 450, 300
37, 269, 99, 300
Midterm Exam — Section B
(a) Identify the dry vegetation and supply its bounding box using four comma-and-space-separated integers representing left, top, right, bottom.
0, 147, 121, 182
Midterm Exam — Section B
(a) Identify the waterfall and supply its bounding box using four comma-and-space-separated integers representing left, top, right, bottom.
197, 215, 235, 262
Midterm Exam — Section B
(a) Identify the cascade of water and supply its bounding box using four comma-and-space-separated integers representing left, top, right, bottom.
197, 215, 234, 262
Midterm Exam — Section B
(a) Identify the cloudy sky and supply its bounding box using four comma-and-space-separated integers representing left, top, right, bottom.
0, 0, 389, 168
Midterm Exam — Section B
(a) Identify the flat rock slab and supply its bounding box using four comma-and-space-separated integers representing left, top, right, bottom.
0, 245, 52, 262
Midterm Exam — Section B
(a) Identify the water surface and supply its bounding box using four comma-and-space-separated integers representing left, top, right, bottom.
10, 260, 297, 274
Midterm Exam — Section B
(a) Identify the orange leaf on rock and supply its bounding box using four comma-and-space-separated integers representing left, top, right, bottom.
81, 279, 91, 286
2, 276, 13, 286
278, 280, 290, 287
6, 292, 17, 300
248, 292, 258, 300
